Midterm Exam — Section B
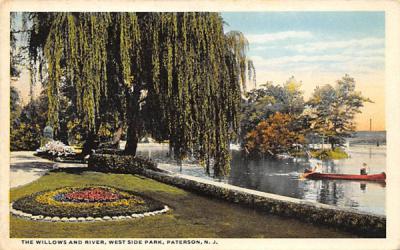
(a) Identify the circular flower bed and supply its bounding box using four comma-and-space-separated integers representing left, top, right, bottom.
56, 187, 123, 202
11, 186, 168, 221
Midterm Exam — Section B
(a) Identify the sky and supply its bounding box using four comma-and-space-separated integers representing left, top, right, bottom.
221, 12, 385, 131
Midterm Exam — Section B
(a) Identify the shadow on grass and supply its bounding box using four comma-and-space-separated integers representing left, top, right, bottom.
49, 169, 152, 182
11, 154, 44, 160
49, 167, 89, 175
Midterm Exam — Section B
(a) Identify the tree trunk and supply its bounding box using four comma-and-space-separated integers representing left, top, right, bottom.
82, 130, 98, 156
124, 121, 139, 155
124, 87, 142, 156
111, 122, 124, 149
205, 156, 210, 176
168, 143, 174, 159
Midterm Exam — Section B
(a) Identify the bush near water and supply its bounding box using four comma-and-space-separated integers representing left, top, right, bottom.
310, 148, 349, 160
88, 153, 159, 174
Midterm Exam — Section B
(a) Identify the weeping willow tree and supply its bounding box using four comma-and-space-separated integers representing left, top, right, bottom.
225, 30, 255, 92
27, 12, 244, 177
247, 59, 256, 89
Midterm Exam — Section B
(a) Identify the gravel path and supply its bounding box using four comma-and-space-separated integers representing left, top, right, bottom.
10, 151, 86, 188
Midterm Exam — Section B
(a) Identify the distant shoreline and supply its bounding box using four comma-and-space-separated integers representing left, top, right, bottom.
356, 130, 386, 132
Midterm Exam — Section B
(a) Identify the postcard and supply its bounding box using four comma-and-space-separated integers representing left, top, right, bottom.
1, 0, 400, 250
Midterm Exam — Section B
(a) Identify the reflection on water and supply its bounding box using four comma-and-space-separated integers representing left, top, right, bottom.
229, 145, 386, 215
137, 144, 386, 215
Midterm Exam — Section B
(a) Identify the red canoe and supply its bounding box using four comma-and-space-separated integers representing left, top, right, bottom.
303, 172, 386, 182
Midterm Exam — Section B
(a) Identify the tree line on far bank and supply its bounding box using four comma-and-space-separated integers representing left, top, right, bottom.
242, 75, 371, 158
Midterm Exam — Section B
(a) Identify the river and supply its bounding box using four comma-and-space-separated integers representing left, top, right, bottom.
229, 144, 386, 215
136, 143, 386, 216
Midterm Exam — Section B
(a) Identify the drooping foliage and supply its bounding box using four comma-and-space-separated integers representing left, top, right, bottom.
26, 12, 243, 176
10, 12, 31, 78
247, 59, 256, 89
141, 13, 242, 175
225, 30, 255, 92
10, 13, 21, 78
44, 13, 111, 132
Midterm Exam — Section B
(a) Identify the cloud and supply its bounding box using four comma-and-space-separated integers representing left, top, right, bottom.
250, 49, 384, 74
246, 31, 313, 44
286, 37, 384, 53
248, 35, 384, 76
341, 47, 384, 57
252, 54, 346, 65
251, 45, 279, 51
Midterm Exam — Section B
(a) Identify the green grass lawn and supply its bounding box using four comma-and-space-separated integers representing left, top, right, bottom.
10, 169, 357, 238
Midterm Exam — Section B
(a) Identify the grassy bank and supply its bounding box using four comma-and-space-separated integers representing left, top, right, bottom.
10, 169, 356, 238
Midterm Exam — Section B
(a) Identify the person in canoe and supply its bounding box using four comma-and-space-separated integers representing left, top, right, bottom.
313, 163, 322, 173
304, 161, 322, 174
360, 163, 368, 175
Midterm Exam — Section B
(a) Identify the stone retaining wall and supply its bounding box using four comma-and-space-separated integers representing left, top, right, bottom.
141, 169, 386, 238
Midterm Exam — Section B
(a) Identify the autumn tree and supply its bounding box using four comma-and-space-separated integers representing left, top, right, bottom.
244, 112, 305, 157
240, 77, 305, 142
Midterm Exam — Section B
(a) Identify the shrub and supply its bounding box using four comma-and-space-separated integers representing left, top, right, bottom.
88, 153, 159, 174
310, 148, 348, 160
10, 123, 41, 151
11, 92, 48, 151
95, 148, 125, 155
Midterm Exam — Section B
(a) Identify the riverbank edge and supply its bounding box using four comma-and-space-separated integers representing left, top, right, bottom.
141, 167, 385, 237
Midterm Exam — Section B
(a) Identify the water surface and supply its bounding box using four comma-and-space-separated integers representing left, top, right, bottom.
137, 144, 386, 216
229, 145, 386, 215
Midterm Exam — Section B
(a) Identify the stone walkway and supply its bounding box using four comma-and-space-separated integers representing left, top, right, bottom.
10, 151, 86, 188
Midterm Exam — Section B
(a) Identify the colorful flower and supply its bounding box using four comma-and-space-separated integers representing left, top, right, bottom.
35, 186, 144, 208
13, 185, 166, 218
